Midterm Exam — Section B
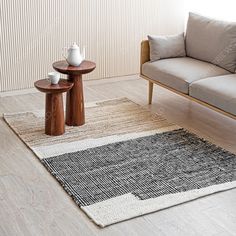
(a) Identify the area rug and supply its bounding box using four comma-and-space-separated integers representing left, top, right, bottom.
3, 98, 236, 227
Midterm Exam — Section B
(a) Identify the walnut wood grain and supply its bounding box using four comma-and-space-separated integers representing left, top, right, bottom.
34, 79, 73, 135
45, 93, 64, 135
53, 60, 96, 75
34, 79, 74, 94
53, 60, 96, 126
66, 74, 85, 126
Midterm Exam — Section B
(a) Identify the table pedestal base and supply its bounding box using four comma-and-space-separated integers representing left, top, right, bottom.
66, 74, 85, 126
45, 93, 65, 135
53, 60, 96, 126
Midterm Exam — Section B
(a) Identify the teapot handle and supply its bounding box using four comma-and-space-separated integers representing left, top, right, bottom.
82, 46, 86, 61
62, 47, 68, 60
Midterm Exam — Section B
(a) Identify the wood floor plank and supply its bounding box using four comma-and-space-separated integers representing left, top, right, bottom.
0, 75, 235, 236
143, 190, 236, 236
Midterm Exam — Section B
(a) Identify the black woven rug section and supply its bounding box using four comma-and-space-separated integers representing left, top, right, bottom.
41, 129, 236, 206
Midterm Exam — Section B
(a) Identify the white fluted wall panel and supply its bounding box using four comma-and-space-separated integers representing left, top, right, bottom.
0, 0, 160, 91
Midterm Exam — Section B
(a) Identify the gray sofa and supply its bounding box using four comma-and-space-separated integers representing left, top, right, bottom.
140, 13, 236, 119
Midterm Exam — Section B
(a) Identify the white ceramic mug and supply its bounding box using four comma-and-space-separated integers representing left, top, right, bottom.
48, 72, 60, 84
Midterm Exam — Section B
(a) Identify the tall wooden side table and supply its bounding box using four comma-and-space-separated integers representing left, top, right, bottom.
53, 60, 96, 126
34, 79, 73, 136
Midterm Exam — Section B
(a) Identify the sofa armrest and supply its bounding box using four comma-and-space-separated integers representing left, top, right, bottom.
140, 40, 150, 75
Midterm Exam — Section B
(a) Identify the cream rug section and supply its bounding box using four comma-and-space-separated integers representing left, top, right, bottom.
82, 181, 236, 227
3, 97, 179, 158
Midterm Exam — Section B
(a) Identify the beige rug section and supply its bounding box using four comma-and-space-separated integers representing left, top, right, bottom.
4, 98, 179, 159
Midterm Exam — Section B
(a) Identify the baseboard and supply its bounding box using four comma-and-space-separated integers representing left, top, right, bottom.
0, 74, 140, 97
0, 88, 38, 97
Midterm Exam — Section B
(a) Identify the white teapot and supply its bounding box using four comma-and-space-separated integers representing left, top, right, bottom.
63, 42, 85, 66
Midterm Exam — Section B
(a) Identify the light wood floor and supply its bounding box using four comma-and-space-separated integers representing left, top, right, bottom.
0, 75, 236, 236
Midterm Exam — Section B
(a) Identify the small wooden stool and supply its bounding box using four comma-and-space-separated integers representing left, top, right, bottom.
34, 79, 73, 136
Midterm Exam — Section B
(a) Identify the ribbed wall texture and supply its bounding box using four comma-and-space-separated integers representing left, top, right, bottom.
0, 0, 159, 92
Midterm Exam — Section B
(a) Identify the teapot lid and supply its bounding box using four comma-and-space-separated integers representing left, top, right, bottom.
70, 42, 79, 49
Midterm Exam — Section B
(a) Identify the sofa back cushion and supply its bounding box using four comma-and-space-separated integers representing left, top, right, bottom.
185, 12, 236, 72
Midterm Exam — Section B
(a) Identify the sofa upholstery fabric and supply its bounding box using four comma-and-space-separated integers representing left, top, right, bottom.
142, 57, 230, 94
189, 74, 236, 115
185, 12, 236, 73
148, 33, 186, 62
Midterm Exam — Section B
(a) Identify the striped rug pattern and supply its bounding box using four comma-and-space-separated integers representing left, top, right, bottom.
3, 98, 236, 227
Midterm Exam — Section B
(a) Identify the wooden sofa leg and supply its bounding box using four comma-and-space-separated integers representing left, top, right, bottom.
148, 81, 153, 104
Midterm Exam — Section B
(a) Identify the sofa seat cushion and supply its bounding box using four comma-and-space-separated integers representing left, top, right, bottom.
142, 57, 230, 94
189, 74, 236, 116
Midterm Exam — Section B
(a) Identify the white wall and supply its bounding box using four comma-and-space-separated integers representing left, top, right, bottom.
0, 0, 188, 92
1, 0, 235, 92
0, 0, 161, 92
156, 0, 236, 34
186, 0, 236, 21
156, 0, 187, 35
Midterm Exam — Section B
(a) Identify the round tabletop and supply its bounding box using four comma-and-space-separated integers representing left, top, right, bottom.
34, 79, 74, 94
53, 60, 96, 75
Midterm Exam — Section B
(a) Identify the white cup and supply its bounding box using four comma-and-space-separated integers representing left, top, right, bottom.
48, 72, 60, 84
